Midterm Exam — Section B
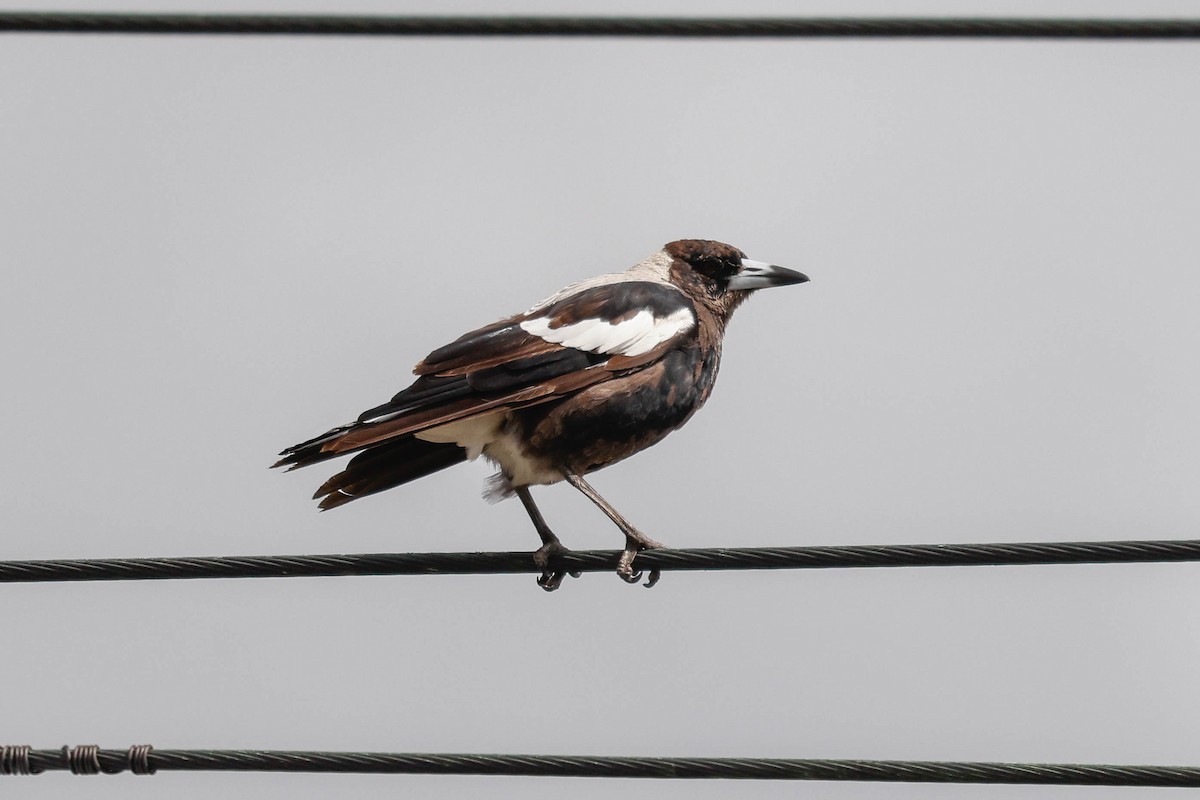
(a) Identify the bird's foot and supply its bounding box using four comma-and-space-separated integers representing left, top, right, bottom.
617, 532, 665, 588
532, 539, 581, 592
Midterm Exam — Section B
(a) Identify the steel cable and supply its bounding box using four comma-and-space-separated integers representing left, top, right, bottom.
2, 538, 1199, 584
5, 746, 1200, 786
2, 14, 1200, 39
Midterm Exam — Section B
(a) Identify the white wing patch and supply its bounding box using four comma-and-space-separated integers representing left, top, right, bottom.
520, 307, 694, 357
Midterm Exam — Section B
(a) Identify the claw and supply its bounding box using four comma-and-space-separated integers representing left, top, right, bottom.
533, 539, 578, 592
537, 570, 565, 592
617, 533, 665, 588
616, 548, 640, 583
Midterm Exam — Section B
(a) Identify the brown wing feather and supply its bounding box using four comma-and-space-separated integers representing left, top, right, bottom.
277, 353, 640, 472
275, 285, 695, 480
601, 338, 679, 373
327, 384, 555, 453
412, 315, 559, 376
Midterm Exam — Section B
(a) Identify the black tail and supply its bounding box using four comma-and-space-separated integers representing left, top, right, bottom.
272, 423, 358, 471
312, 436, 467, 510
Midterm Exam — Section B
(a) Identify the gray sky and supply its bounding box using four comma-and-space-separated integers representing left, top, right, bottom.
3, 0, 1200, 797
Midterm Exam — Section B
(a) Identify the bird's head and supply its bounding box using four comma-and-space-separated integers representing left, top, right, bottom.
663, 239, 809, 317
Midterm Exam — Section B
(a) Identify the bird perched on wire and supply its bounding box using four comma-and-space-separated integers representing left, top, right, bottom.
274, 239, 808, 590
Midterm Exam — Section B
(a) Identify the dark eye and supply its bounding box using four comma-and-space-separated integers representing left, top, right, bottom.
692, 255, 739, 280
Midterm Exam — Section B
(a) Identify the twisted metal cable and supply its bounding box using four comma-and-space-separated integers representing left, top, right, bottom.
1, 14, 1199, 39
1, 538, 1199, 584
7, 747, 1200, 786
0, 745, 39, 776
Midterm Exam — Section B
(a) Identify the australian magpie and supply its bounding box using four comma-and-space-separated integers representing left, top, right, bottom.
274, 239, 808, 590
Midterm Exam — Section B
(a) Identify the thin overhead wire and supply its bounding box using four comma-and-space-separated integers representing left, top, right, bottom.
5, 745, 1200, 787
1, 13, 1200, 39
2, 538, 1199, 584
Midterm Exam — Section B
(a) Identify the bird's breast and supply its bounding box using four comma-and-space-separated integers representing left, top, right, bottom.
519, 343, 720, 474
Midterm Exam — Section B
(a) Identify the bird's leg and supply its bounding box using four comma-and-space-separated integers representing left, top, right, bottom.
516, 486, 580, 592
562, 470, 664, 588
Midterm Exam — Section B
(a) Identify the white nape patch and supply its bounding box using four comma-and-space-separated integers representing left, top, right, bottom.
520, 307, 694, 358
526, 249, 674, 313
415, 414, 503, 460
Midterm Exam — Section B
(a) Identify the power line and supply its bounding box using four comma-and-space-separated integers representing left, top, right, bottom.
4, 745, 1200, 786
1, 14, 1200, 39
2, 538, 1199, 584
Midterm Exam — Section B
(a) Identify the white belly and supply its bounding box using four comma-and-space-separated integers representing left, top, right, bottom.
416, 413, 563, 492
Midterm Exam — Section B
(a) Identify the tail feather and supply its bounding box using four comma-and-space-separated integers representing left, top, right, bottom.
314, 436, 467, 510
272, 423, 357, 470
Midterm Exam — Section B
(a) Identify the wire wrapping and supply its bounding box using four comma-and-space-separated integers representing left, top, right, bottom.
63, 745, 103, 775
127, 744, 156, 776
2, 538, 1199, 584
6, 747, 1200, 786
1, 13, 1200, 39
0, 746, 39, 776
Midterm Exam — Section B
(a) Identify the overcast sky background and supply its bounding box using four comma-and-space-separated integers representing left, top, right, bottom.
3, 0, 1200, 797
